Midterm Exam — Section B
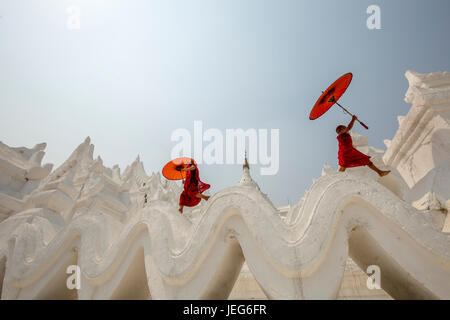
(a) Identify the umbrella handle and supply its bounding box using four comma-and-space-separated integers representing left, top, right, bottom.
358, 121, 369, 130
335, 101, 369, 130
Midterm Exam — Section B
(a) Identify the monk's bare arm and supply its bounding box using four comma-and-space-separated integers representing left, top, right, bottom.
344, 115, 357, 133
181, 165, 196, 172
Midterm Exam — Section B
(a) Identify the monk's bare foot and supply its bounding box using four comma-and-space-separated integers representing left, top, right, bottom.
379, 170, 391, 177
204, 195, 210, 201
178, 207, 183, 214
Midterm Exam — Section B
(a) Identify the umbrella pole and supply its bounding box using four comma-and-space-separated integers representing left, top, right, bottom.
335, 101, 369, 130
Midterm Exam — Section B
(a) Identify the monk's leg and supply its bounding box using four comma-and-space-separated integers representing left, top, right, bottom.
195, 193, 210, 201
338, 167, 346, 172
368, 164, 391, 177
178, 205, 184, 214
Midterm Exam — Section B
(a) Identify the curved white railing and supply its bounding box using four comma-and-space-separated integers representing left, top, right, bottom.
1, 171, 449, 300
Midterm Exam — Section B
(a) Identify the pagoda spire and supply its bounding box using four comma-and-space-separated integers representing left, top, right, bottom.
238, 152, 259, 189
243, 151, 249, 169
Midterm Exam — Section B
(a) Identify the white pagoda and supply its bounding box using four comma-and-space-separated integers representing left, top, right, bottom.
0, 70, 449, 300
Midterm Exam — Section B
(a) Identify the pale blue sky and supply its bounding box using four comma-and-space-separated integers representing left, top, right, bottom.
1, 0, 450, 206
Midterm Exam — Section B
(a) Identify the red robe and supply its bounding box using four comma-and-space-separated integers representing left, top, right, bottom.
179, 164, 210, 207
337, 133, 372, 168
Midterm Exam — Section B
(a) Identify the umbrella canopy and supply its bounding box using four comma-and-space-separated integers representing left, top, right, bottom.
162, 157, 196, 180
310, 73, 353, 120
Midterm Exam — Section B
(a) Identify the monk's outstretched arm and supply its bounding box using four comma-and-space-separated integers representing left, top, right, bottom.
181, 165, 196, 172
344, 115, 357, 133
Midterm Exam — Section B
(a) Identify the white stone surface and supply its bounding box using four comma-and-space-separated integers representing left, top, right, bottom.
229, 259, 391, 300
0, 137, 448, 299
0, 141, 53, 223
383, 70, 450, 188
384, 70, 450, 232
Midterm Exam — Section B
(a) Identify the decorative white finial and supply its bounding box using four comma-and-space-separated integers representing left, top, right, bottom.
238, 152, 259, 189
243, 150, 249, 169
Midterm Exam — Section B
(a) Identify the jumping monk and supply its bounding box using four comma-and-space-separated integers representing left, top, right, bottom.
178, 161, 210, 214
336, 115, 390, 177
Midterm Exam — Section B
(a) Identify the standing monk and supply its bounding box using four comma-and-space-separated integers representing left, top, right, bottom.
179, 161, 210, 214
336, 115, 390, 177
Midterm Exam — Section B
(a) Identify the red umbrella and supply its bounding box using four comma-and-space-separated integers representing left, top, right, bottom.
162, 157, 196, 180
310, 73, 368, 129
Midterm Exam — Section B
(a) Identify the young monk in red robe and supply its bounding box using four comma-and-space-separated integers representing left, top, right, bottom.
336, 115, 390, 177
178, 161, 210, 214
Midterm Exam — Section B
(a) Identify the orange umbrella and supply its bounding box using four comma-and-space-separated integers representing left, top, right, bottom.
310, 73, 368, 129
162, 157, 196, 180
